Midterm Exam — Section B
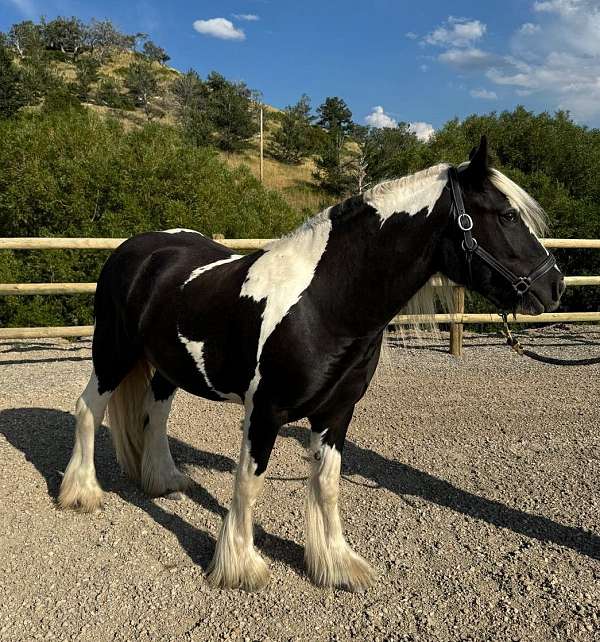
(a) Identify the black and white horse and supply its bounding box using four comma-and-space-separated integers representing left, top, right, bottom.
58, 137, 564, 591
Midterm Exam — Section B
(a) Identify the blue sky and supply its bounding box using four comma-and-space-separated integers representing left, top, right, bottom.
2, 0, 600, 137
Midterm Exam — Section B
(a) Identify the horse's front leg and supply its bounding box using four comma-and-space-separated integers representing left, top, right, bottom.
306, 405, 375, 591
207, 401, 282, 591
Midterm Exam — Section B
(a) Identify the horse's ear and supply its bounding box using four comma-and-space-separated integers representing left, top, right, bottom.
464, 135, 489, 184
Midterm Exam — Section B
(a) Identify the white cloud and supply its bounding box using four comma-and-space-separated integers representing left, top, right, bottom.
470, 88, 498, 100
438, 47, 501, 70
519, 22, 542, 35
533, 0, 581, 15
409, 121, 435, 141
419, 2, 600, 123
365, 106, 398, 128
233, 14, 259, 21
420, 64, 429, 72
405, 31, 419, 40
490, 1, 600, 120
193, 18, 245, 41
424, 17, 486, 48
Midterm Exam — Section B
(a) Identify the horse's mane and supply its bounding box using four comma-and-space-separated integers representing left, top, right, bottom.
488, 168, 548, 236
385, 164, 549, 347
270, 162, 548, 349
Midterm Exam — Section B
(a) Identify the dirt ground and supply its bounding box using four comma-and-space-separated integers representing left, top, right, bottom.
0, 326, 599, 642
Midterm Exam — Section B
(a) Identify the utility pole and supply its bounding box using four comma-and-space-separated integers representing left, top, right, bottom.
259, 106, 264, 184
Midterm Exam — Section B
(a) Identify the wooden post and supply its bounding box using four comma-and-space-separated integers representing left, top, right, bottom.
449, 286, 465, 357
259, 106, 264, 184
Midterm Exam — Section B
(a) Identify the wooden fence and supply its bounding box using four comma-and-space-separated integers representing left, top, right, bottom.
1, 237, 599, 354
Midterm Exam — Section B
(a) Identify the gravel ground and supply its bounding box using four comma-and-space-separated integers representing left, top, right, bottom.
0, 326, 599, 642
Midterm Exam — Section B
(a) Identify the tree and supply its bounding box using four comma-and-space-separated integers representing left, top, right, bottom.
0, 46, 25, 118
313, 96, 355, 194
171, 70, 213, 147
75, 56, 100, 101
348, 124, 424, 192
43, 16, 88, 59
142, 40, 170, 65
205, 72, 258, 152
7, 20, 44, 59
95, 76, 133, 109
316, 96, 353, 133
268, 94, 315, 164
125, 60, 160, 120
86, 19, 131, 64
171, 70, 205, 113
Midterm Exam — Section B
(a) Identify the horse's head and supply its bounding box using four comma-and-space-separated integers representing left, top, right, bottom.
438, 136, 565, 315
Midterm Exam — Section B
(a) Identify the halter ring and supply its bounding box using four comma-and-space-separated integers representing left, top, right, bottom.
458, 213, 474, 231
513, 277, 531, 294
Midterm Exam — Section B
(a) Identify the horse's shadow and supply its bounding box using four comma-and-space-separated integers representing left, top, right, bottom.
0, 407, 305, 574
1, 408, 598, 577
279, 425, 600, 561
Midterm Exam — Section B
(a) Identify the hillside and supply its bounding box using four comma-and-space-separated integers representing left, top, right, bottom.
43, 50, 330, 214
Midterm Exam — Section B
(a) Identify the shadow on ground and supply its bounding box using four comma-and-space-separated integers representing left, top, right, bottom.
1, 408, 598, 574
0, 407, 304, 574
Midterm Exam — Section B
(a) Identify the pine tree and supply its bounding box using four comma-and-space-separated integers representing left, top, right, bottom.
313, 96, 355, 195
269, 94, 315, 164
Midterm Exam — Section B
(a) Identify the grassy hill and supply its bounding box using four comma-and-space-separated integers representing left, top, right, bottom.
43, 50, 331, 215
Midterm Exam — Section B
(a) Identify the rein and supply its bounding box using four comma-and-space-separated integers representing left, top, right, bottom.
448, 167, 600, 366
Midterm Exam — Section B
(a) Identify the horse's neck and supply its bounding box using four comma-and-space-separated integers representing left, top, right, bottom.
290, 196, 447, 336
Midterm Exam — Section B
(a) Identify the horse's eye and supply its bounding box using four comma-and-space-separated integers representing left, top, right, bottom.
502, 209, 518, 223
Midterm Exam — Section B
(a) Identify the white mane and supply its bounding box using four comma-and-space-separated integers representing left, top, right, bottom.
488, 168, 548, 236
363, 164, 450, 223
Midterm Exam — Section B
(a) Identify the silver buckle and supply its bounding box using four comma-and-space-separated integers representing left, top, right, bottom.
458, 213, 473, 231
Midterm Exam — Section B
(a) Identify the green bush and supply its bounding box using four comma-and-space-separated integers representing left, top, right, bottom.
0, 109, 302, 327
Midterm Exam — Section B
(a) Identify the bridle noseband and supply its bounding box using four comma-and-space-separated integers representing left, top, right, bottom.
447, 166, 556, 296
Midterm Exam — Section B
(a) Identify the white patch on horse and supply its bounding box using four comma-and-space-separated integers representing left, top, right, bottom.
207, 438, 270, 590
364, 164, 449, 224
183, 255, 243, 286
305, 439, 374, 589
163, 228, 204, 235
178, 334, 243, 404
240, 207, 332, 404
58, 371, 109, 512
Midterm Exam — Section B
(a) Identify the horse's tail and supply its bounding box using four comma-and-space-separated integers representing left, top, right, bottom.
107, 359, 155, 481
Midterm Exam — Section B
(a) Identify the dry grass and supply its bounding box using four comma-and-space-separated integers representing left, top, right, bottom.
221, 145, 332, 213
44, 51, 331, 214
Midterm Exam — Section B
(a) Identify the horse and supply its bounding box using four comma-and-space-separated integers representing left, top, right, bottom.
58, 136, 565, 591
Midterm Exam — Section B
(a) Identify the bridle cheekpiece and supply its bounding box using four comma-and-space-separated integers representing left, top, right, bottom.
447, 166, 556, 296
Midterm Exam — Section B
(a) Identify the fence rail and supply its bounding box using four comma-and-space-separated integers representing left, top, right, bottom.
1, 237, 598, 353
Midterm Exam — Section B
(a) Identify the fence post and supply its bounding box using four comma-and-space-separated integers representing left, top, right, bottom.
449, 286, 465, 357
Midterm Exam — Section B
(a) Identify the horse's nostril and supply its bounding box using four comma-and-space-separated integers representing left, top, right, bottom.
553, 277, 566, 301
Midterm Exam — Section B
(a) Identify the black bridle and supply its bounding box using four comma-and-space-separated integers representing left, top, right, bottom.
447, 167, 600, 366
447, 166, 556, 296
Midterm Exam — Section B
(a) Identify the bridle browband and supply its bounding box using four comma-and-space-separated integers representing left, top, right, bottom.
447, 166, 556, 296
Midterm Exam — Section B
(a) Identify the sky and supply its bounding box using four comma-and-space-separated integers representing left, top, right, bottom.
2, 0, 600, 138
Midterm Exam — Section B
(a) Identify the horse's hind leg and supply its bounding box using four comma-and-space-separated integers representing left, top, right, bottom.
140, 371, 190, 497
58, 371, 109, 512
306, 405, 375, 591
